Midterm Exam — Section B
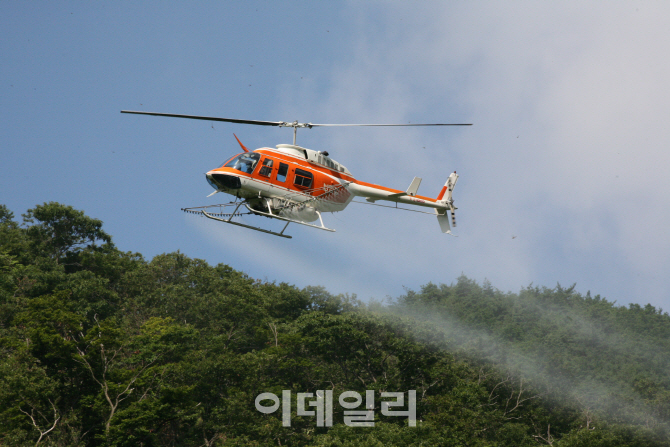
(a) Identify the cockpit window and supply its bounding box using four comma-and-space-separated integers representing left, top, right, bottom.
220, 154, 237, 167
224, 153, 260, 174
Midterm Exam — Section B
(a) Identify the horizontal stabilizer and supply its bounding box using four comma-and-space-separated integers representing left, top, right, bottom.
406, 177, 422, 196
382, 177, 422, 200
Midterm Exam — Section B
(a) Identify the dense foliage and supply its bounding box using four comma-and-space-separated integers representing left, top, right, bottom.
1, 202, 668, 446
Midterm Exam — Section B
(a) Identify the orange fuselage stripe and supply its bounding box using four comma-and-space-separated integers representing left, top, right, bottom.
209, 148, 438, 202
210, 149, 353, 195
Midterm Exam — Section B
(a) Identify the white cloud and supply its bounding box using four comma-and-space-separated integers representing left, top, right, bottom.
188, 2, 670, 308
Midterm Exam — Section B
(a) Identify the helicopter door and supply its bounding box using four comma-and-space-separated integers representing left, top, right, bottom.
259, 158, 274, 177
276, 162, 289, 182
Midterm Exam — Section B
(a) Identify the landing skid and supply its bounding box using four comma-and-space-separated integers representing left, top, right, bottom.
182, 200, 336, 238
182, 202, 292, 238
203, 209, 292, 239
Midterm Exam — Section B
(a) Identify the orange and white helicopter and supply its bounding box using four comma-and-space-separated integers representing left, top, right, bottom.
121, 110, 470, 239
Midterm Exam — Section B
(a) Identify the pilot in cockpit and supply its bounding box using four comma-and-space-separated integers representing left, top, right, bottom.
225, 153, 260, 174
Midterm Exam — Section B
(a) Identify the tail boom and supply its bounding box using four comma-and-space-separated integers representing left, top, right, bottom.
348, 180, 449, 211
347, 171, 459, 234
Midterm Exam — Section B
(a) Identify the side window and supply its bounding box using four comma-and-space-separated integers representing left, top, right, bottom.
294, 168, 313, 189
259, 158, 273, 177
277, 163, 289, 182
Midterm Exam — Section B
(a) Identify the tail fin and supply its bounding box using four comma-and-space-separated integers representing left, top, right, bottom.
436, 172, 459, 235
436, 171, 459, 202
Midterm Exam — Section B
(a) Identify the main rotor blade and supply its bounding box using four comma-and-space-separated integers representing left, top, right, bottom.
120, 110, 285, 127
121, 110, 472, 127
309, 123, 472, 127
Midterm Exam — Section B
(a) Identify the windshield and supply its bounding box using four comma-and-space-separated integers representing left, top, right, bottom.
224, 153, 260, 174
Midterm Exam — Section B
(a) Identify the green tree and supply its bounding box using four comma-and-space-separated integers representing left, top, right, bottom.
22, 202, 112, 267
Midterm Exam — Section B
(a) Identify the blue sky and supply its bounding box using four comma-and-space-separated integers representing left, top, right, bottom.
3, 2, 669, 309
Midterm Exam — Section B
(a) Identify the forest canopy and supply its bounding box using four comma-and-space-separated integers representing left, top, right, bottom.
1, 202, 668, 446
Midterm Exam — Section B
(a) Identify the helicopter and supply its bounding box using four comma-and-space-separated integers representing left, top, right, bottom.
121, 110, 470, 239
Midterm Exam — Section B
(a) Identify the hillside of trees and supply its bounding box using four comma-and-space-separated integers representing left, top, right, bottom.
1, 202, 669, 446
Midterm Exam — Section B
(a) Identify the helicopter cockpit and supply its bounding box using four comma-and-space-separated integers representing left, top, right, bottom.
223, 152, 260, 173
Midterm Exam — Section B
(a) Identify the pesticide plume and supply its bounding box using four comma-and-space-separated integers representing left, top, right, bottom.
374, 279, 670, 431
